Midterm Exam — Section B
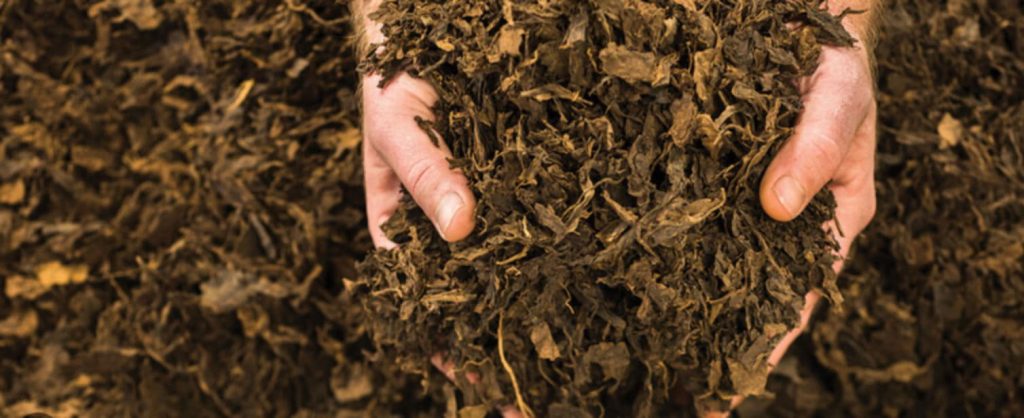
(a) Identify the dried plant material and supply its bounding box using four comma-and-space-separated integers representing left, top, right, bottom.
1, 0, 1020, 416
3, 399, 83, 418
4, 275, 49, 300
35, 262, 89, 288
88, 0, 164, 30
458, 405, 490, 418
0, 181, 26, 205
599, 44, 674, 86
200, 270, 263, 314
491, 26, 526, 62
529, 322, 561, 360
0, 1, 439, 417
0, 310, 39, 338
331, 364, 375, 403
937, 113, 963, 149
362, 0, 852, 414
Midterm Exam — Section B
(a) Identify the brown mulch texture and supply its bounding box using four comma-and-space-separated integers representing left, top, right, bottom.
1, 0, 1021, 417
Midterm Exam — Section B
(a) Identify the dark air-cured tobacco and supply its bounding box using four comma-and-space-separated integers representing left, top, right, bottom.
1, 1, 441, 417
1, 0, 1021, 417
360, 0, 854, 414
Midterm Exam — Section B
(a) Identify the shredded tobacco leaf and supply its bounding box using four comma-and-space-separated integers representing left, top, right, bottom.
360, 0, 852, 414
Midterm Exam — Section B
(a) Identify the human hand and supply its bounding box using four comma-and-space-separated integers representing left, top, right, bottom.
704, 6, 879, 417
371, 41, 877, 417
355, 0, 877, 415
355, 2, 503, 410
361, 71, 477, 248
355, 0, 476, 248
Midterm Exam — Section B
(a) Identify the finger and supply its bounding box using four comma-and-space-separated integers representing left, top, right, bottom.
354, 0, 386, 45
365, 74, 476, 242
430, 353, 480, 384
760, 49, 873, 222
431, 353, 459, 382
363, 136, 401, 249
829, 172, 876, 264
500, 406, 525, 418
433, 354, 526, 417
767, 291, 821, 368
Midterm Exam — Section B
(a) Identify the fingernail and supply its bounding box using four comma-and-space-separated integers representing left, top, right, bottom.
376, 217, 398, 249
773, 176, 806, 216
435, 192, 464, 238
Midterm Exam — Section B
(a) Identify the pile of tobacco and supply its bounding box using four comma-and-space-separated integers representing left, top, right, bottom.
1, 1, 438, 417
1, 0, 1022, 417
360, 0, 849, 415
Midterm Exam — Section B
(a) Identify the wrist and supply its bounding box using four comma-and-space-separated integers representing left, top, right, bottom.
823, 0, 879, 80
824, 0, 880, 50
351, 0, 386, 57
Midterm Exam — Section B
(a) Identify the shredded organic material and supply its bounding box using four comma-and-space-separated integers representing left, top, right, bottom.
359, 0, 853, 414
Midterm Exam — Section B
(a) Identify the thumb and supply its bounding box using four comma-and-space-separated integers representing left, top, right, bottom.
760, 91, 866, 221
761, 46, 873, 222
363, 76, 476, 241
759, 126, 847, 222
389, 138, 476, 242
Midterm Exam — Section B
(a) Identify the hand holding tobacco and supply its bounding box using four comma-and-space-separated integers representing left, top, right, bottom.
357, 1, 877, 251
355, 0, 878, 416
356, 0, 476, 248
745, 3, 879, 413
760, 3, 878, 262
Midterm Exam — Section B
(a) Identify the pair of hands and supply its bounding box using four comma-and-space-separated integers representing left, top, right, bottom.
358, 2, 877, 415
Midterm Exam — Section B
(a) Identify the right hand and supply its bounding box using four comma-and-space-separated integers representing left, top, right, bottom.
362, 73, 521, 413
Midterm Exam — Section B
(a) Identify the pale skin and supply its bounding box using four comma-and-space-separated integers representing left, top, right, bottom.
354, 0, 878, 415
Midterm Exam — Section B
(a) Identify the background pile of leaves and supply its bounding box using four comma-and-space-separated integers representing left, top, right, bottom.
1, 0, 1022, 417
1, 1, 439, 417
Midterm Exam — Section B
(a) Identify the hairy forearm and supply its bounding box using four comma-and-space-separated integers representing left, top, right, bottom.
351, 0, 385, 56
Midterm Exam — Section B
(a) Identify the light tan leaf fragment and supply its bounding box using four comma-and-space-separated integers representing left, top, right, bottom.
530, 322, 562, 360
599, 44, 673, 86
36, 262, 89, 288
0, 180, 26, 205
0, 309, 38, 337
5, 274, 48, 300
727, 356, 771, 397
88, 0, 163, 30
937, 113, 964, 149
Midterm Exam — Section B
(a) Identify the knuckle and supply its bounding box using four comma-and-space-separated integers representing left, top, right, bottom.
404, 157, 443, 197
804, 130, 845, 169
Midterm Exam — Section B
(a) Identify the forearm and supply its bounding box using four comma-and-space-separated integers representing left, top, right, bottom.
350, 0, 385, 56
